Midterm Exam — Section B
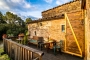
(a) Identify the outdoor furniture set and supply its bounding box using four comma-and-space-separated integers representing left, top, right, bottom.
28, 36, 63, 55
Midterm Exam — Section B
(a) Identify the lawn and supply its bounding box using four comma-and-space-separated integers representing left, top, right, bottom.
0, 42, 10, 60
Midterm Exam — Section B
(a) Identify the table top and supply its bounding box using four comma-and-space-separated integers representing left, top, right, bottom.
16, 38, 23, 41
43, 40, 54, 44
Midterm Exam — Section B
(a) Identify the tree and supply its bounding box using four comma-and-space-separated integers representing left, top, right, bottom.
25, 18, 32, 24
6, 11, 19, 24
0, 24, 8, 39
2, 15, 7, 23
0, 11, 27, 40
0, 12, 6, 23
5, 11, 25, 26
16, 17, 23, 26
6, 11, 12, 24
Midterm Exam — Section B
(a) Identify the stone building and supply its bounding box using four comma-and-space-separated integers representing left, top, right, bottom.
28, 0, 87, 58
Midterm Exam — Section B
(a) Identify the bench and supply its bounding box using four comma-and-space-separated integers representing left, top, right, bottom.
28, 36, 43, 48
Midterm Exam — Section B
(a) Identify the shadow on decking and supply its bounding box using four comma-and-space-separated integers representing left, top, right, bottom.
27, 44, 84, 60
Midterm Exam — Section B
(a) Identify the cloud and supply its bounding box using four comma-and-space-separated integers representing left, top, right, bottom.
18, 11, 42, 18
23, 2, 31, 8
10, 0, 24, 3
56, 0, 62, 5
0, 0, 73, 20
56, 0, 72, 5
0, 0, 33, 11
8, 0, 32, 9
44, 0, 53, 3
0, 0, 42, 19
0, 0, 10, 10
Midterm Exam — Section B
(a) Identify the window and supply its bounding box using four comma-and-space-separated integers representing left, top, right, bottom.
61, 25, 65, 32
35, 31, 36, 35
40, 23, 42, 26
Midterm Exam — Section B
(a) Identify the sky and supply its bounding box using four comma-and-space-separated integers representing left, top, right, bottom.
0, 0, 72, 20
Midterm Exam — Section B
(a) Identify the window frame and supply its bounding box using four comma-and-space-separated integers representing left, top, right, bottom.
61, 25, 65, 32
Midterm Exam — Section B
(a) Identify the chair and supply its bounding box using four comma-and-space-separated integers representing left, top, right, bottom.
38, 37, 44, 49
53, 40, 63, 55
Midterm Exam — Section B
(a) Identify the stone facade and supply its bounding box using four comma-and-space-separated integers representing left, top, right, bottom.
28, 18, 65, 42
42, 0, 81, 19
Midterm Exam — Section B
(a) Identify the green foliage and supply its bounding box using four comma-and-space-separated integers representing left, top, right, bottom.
0, 12, 6, 24
25, 18, 32, 24
0, 44, 10, 60
23, 35, 28, 45
0, 11, 27, 39
23, 30, 29, 45
6, 29, 12, 34
5, 11, 25, 26
6, 24, 27, 37
0, 24, 8, 39
0, 24, 6, 32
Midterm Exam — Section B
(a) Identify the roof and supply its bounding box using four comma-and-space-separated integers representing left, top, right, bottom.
42, 0, 79, 13
28, 13, 64, 23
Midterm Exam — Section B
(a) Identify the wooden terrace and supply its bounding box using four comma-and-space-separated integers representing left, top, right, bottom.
3, 39, 84, 60
28, 44, 84, 60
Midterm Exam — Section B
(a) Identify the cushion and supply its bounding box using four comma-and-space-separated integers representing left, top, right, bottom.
29, 39, 38, 44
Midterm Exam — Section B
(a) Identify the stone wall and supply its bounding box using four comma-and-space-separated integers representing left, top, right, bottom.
28, 21, 50, 39
42, 0, 81, 19
28, 19, 65, 42
49, 19, 65, 41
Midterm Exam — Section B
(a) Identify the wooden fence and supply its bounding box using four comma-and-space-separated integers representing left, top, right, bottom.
3, 39, 44, 60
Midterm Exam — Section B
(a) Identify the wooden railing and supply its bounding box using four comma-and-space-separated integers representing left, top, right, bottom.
3, 39, 44, 60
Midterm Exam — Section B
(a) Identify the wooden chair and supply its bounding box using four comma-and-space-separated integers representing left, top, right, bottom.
53, 40, 63, 55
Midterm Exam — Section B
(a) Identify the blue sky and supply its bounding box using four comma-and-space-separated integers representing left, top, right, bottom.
0, 0, 72, 20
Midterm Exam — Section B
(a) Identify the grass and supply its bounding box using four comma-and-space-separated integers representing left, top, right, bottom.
0, 42, 10, 60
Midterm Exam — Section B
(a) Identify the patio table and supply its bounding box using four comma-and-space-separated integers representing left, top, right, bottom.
40, 40, 54, 52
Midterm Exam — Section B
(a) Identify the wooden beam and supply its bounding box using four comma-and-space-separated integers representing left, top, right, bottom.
65, 13, 67, 52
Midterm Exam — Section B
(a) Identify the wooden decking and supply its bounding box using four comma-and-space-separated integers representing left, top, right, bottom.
3, 39, 84, 60
27, 44, 84, 60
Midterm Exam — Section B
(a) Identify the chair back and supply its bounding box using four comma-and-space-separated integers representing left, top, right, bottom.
60, 40, 63, 47
33, 36, 38, 40
38, 37, 44, 42
55, 40, 63, 48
